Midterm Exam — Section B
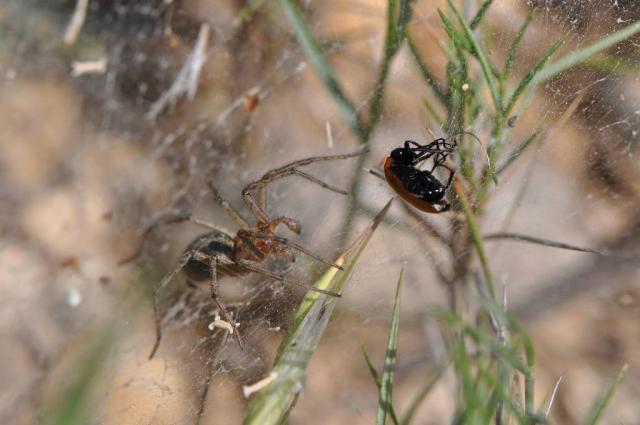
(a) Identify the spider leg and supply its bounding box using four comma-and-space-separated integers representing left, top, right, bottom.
119, 211, 223, 265
244, 169, 348, 223
266, 216, 302, 235
242, 150, 364, 223
264, 150, 365, 174
258, 185, 267, 213
292, 169, 348, 194
235, 259, 341, 298
206, 178, 250, 229
149, 250, 193, 360
209, 256, 243, 348
237, 229, 344, 270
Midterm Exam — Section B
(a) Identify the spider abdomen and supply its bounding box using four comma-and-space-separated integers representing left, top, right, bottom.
182, 231, 248, 281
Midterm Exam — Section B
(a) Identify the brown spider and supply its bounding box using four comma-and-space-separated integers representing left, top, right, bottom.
120, 149, 364, 359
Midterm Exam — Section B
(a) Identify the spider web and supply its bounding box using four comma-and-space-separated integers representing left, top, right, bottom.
2, 1, 640, 424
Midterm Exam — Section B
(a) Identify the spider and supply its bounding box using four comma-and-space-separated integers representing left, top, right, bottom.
383, 138, 458, 213
120, 149, 364, 359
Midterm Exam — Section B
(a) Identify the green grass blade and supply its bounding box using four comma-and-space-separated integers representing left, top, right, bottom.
435, 309, 530, 374
44, 291, 145, 425
397, 0, 415, 35
279, 0, 366, 140
537, 21, 640, 83
585, 53, 640, 76
445, 54, 469, 136
502, 8, 537, 83
235, 0, 267, 24
408, 36, 448, 105
45, 325, 115, 425
446, 0, 501, 113
366, 9, 397, 133
470, 0, 494, 30
377, 265, 405, 425
450, 331, 482, 425
521, 328, 536, 417
386, 0, 400, 48
366, 0, 415, 138
585, 364, 629, 425
422, 97, 445, 129
504, 32, 570, 117
437, 9, 471, 52
481, 299, 538, 418
244, 200, 392, 425
362, 345, 401, 425
454, 182, 496, 299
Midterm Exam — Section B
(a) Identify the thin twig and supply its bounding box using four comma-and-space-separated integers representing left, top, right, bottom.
484, 232, 640, 258
453, 180, 496, 299
514, 221, 640, 321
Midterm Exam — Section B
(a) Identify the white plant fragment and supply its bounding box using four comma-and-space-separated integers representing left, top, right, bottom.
64, 0, 89, 46
242, 372, 278, 399
146, 23, 211, 121
325, 121, 334, 149
208, 319, 235, 334
71, 57, 108, 77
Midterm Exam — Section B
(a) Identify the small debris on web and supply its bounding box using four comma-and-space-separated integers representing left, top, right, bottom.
325, 121, 334, 149
71, 58, 108, 77
66, 288, 83, 307
243, 90, 261, 112
208, 319, 236, 334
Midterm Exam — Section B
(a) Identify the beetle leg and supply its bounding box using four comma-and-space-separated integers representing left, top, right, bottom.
440, 164, 456, 190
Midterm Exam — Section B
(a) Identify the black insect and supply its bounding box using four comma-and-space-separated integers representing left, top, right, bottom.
384, 138, 457, 213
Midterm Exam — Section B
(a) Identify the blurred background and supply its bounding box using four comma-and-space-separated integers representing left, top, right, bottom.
1, 0, 640, 424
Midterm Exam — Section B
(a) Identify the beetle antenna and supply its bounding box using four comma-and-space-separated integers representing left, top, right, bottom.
450, 131, 492, 168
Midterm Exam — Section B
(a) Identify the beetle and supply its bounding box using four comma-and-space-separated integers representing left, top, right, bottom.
383, 138, 457, 213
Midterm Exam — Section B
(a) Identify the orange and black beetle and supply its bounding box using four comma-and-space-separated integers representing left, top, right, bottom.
383, 139, 456, 213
